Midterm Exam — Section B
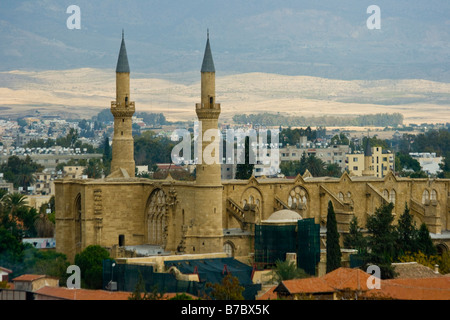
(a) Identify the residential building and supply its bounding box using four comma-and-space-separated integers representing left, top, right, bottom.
346, 143, 395, 178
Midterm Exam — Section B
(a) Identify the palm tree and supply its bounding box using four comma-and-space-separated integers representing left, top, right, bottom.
3, 192, 29, 216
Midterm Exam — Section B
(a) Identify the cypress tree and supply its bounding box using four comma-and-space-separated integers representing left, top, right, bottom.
395, 203, 418, 258
326, 201, 341, 273
417, 223, 437, 256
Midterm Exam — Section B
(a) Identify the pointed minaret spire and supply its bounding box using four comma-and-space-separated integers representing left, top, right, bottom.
116, 29, 130, 73
201, 29, 215, 73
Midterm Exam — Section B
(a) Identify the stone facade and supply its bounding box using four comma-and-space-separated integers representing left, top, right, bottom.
55, 34, 450, 264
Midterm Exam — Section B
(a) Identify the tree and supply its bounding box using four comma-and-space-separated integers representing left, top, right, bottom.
0, 155, 43, 189
438, 151, 450, 178
326, 201, 341, 273
365, 202, 396, 279
1, 193, 37, 239
272, 259, 309, 282
128, 272, 166, 300
343, 216, 367, 254
306, 154, 326, 177
206, 273, 244, 300
74, 245, 111, 289
102, 136, 112, 175
416, 223, 437, 256
83, 158, 105, 179
395, 203, 418, 258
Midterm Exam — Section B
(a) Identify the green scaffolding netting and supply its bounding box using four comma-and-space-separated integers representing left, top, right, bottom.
254, 218, 320, 275
102, 257, 261, 300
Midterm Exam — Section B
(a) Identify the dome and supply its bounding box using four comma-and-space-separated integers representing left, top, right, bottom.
262, 209, 303, 224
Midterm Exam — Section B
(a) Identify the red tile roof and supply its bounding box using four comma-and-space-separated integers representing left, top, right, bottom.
36, 286, 131, 300
262, 267, 450, 300
0, 267, 13, 274
35, 286, 197, 300
13, 274, 47, 282
276, 278, 335, 295
364, 277, 450, 300
321, 267, 373, 291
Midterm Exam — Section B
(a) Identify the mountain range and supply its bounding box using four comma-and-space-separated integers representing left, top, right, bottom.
0, 0, 449, 81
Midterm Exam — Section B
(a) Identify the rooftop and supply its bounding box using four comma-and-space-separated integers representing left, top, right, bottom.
36, 286, 131, 300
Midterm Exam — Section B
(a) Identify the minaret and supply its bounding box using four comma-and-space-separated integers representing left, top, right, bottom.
362, 136, 374, 176
110, 31, 136, 178
195, 30, 222, 185
185, 32, 223, 254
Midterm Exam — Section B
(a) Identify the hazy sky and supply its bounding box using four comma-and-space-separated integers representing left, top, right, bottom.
0, 0, 449, 81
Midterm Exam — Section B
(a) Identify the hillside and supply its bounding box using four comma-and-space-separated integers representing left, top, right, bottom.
0, 68, 449, 124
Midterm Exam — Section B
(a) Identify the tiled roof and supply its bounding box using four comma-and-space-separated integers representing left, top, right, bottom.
392, 262, 442, 279
364, 277, 450, 300
321, 267, 373, 291
277, 278, 335, 294
264, 267, 450, 300
13, 274, 46, 282
0, 266, 13, 274
36, 286, 131, 300
35, 286, 197, 300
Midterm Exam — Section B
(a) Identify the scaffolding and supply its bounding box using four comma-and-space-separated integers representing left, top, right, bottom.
254, 218, 320, 275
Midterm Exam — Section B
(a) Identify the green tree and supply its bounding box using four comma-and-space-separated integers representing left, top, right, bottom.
102, 136, 112, 175
438, 151, 450, 178
128, 272, 166, 300
206, 273, 245, 300
305, 154, 326, 177
343, 216, 367, 254
0, 155, 43, 189
272, 259, 309, 282
416, 223, 437, 256
365, 202, 396, 279
0, 227, 25, 272
1, 193, 37, 239
83, 158, 105, 179
74, 245, 111, 289
395, 203, 418, 258
326, 201, 341, 273
134, 131, 175, 166
325, 163, 342, 178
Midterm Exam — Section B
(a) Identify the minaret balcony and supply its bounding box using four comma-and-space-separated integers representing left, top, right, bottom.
196, 103, 221, 111
111, 101, 135, 117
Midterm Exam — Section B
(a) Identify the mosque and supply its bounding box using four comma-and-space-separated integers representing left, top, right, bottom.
54, 32, 450, 266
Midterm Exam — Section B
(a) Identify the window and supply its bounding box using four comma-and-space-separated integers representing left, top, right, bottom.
353, 166, 358, 171
422, 190, 430, 204
430, 190, 437, 201
390, 190, 396, 205
118, 234, 125, 247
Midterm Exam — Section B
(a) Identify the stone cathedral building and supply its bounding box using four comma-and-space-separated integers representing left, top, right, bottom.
55, 33, 450, 263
